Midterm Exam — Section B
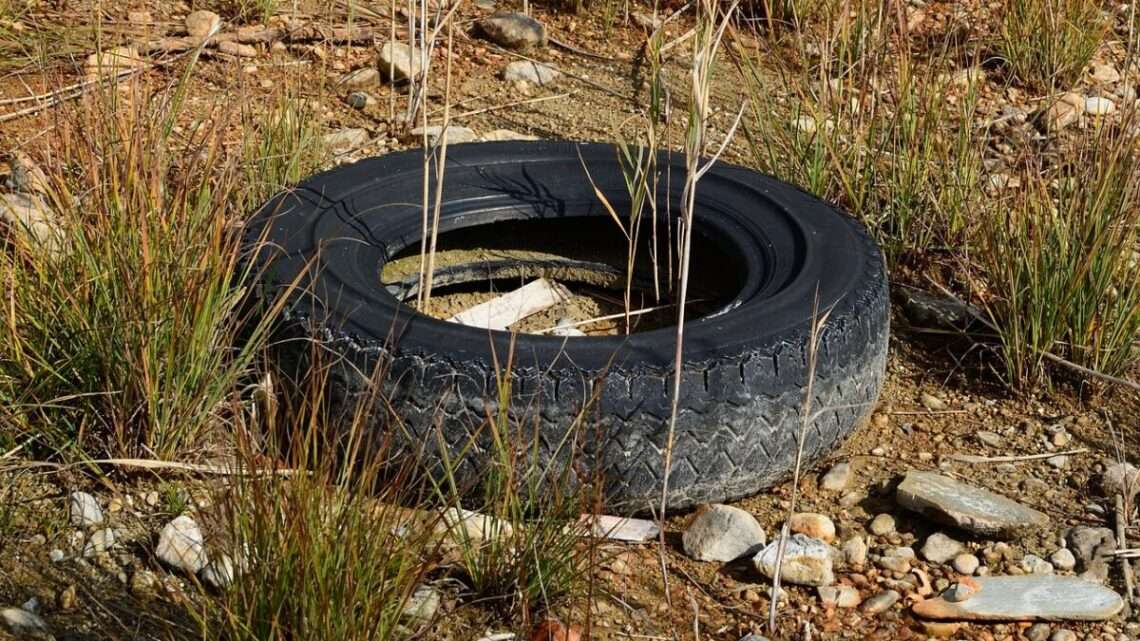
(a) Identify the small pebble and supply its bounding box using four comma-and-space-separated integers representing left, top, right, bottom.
861, 590, 899, 615
920, 392, 947, 411
1085, 96, 1116, 115
820, 462, 852, 492
1027, 623, 1052, 641
951, 553, 980, 575
869, 513, 896, 536
69, 491, 103, 527
1050, 630, 1076, 641
842, 536, 868, 565
1051, 548, 1076, 572
49, 549, 65, 562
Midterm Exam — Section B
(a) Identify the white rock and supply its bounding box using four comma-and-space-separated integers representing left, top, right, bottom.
69, 492, 103, 527
48, 549, 64, 563
378, 42, 424, 82
868, 513, 896, 536
1090, 63, 1121, 84
1, 192, 62, 252
339, 67, 380, 89
411, 125, 478, 145
1102, 462, 1140, 500
200, 554, 235, 589
753, 534, 835, 586
477, 11, 546, 49
818, 585, 861, 608
952, 553, 980, 575
1051, 548, 1076, 572
502, 60, 560, 86
820, 462, 852, 492
842, 536, 868, 565
402, 584, 441, 620
437, 507, 513, 542
1085, 96, 1116, 115
1047, 455, 1069, 470
82, 528, 115, 557
480, 129, 540, 142
185, 10, 221, 39
1022, 554, 1055, 575
323, 128, 370, 154
156, 515, 208, 574
922, 533, 963, 564
682, 504, 766, 562
1, 607, 51, 640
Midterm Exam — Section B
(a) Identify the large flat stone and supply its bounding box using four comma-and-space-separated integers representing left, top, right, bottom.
896, 471, 1048, 538
912, 576, 1124, 622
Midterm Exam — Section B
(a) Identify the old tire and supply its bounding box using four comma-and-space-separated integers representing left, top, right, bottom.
246, 141, 889, 512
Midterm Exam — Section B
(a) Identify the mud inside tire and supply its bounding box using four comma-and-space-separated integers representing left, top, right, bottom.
245, 141, 889, 513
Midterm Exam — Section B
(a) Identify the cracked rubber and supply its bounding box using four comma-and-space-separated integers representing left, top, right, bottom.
245, 141, 889, 513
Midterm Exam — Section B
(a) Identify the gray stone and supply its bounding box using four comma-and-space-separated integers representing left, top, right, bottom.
818, 585, 861, 608
842, 536, 868, 566
976, 431, 1002, 447
502, 60, 560, 86
922, 533, 963, 564
1, 193, 61, 252
896, 471, 1049, 538
1051, 548, 1076, 572
402, 584, 441, 620
156, 515, 208, 574
200, 554, 235, 589
378, 42, 424, 82
820, 462, 852, 491
1027, 623, 1052, 641
861, 590, 899, 615
82, 528, 115, 557
323, 128, 370, 154
68, 492, 103, 527
681, 504, 765, 562
1022, 554, 1054, 575
1102, 462, 1140, 501
1047, 455, 1069, 470
1085, 96, 1116, 115
868, 513, 896, 536
875, 550, 912, 574
346, 92, 375, 110
1, 607, 51, 640
1067, 526, 1116, 582
912, 575, 1124, 621
952, 553, 980, 575
901, 289, 983, 330
410, 125, 478, 146
48, 549, 64, 563
477, 11, 546, 49
339, 67, 380, 89
1050, 630, 1076, 641
753, 533, 835, 586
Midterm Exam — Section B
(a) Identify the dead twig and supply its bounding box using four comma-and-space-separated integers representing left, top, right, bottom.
1117, 494, 1137, 605
946, 448, 1089, 464
0, 457, 301, 476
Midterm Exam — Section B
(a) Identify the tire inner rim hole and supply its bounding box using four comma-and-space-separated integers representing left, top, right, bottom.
380, 216, 748, 336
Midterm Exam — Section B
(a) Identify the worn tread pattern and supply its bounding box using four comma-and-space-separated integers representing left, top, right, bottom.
247, 141, 889, 512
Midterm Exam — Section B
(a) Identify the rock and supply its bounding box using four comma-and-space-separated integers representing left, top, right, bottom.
1043, 93, 1085, 131
130, 569, 160, 597
156, 515, 208, 574
402, 584, 441, 621
410, 125, 478, 145
529, 618, 581, 641
185, 10, 221, 39
438, 507, 513, 542
868, 513, 896, 536
922, 622, 962, 638
57, 585, 76, 611
1102, 462, 1140, 501
842, 536, 868, 566
1022, 554, 1054, 575
920, 392, 946, 411
820, 462, 852, 491
0, 193, 61, 251
378, 42, 424, 82
1051, 548, 1076, 572
201, 554, 235, 589
631, 11, 662, 30
1085, 96, 1116, 115
477, 11, 546, 49
481, 129, 540, 141
753, 534, 835, 586
943, 577, 981, 602
1027, 623, 1052, 641
82, 528, 115, 557
912, 575, 1124, 621
861, 590, 899, 615
900, 289, 983, 329
1050, 630, 1076, 641
85, 46, 147, 76
976, 430, 1002, 447
1, 607, 51, 640
346, 92, 375, 109
339, 67, 380, 89
818, 585, 861, 608
144, 491, 159, 507
896, 471, 1049, 538
681, 504, 766, 562
217, 41, 257, 57
952, 553, 980, 575
1047, 455, 1069, 470
69, 492, 103, 527
1090, 64, 1121, 84
921, 533, 963, 564
1067, 526, 1116, 582
5, 151, 49, 194
128, 10, 152, 24
876, 549, 912, 574
323, 128, 370, 154
502, 60, 560, 86
788, 513, 835, 543
48, 549, 64, 563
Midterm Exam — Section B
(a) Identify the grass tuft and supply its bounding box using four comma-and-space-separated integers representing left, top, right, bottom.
998, 0, 1106, 91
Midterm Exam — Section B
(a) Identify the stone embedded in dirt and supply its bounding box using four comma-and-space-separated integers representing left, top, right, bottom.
1026, 623, 1052, 641
861, 590, 899, 615
1090, 63, 1121, 84
1022, 554, 1054, 575
502, 60, 561, 86
85, 46, 147, 76
323, 128, 370, 154
481, 129, 540, 142
1043, 93, 1084, 132
1084, 96, 1116, 116
1, 607, 51, 641
875, 547, 913, 574
156, 515, 208, 574
477, 11, 546, 50
789, 513, 835, 543
579, 514, 658, 542
976, 431, 1002, 448
818, 585, 861, 608
631, 11, 662, 31
1050, 548, 1076, 572
378, 42, 424, 82
952, 553, 980, 576
900, 289, 983, 330
922, 621, 962, 638
346, 92, 375, 110
5, 151, 49, 195
68, 492, 103, 527
48, 549, 64, 563
921, 533, 963, 564
920, 392, 947, 411
1, 193, 61, 252
820, 462, 852, 492
842, 536, 868, 566
896, 471, 1049, 538
1049, 630, 1076, 641
217, 41, 257, 58
185, 10, 221, 39
753, 534, 835, 586
410, 125, 478, 146
868, 513, 896, 536
944, 577, 980, 603
913, 575, 1124, 622
82, 528, 114, 557
130, 569, 160, 598
530, 618, 581, 641
439, 507, 514, 543
402, 584, 441, 621
1067, 526, 1115, 583
1102, 462, 1140, 501
201, 554, 235, 589
340, 67, 380, 89
681, 504, 766, 562
1047, 455, 1069, 470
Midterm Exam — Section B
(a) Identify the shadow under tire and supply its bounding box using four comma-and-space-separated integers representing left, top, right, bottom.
245, 141, 890, 512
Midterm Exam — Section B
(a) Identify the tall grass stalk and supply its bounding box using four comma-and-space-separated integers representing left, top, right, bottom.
999, 0, 1106, 91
